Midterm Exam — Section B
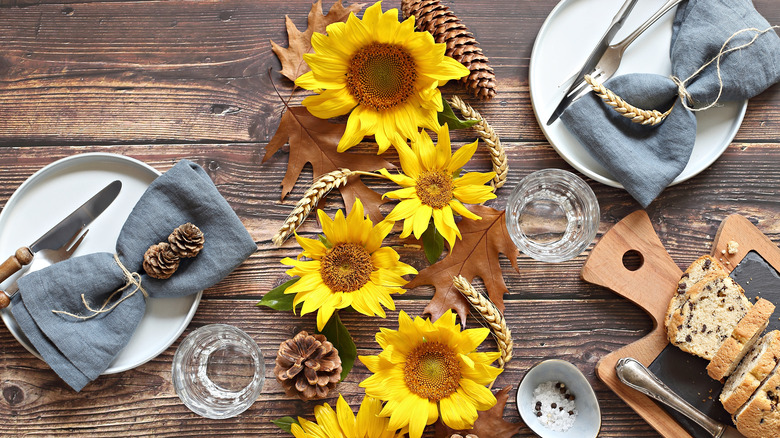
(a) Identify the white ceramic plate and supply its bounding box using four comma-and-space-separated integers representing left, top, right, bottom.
0, 153, 201, 374
530, 0, 747, 188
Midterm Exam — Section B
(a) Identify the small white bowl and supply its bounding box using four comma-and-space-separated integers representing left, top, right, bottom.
517, 359, 601, 438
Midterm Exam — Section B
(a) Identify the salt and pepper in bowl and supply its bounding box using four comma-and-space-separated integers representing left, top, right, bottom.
517, 359, 601, 438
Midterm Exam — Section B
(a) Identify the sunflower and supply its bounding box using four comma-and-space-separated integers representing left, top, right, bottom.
359, 310, 502, 438
291, 394, 405, 438
282, 198, 417, 331
295, 1, 469, 154
379, 124, 496, 249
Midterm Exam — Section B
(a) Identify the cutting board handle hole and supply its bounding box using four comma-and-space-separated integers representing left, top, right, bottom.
622, 249, 644, 271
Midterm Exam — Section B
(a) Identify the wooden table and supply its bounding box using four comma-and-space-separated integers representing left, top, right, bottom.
0, 0, 778, 436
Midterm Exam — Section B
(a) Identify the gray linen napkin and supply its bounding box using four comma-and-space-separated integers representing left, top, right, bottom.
561, 0, 780, 207
11, 160, 257, 391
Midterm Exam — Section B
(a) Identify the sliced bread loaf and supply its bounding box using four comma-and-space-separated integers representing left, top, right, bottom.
665, 255, 727, 331
707, 299, 775, 380
667, 272, 751, 360
721, 330, 780, 414
733, 359, 780, 438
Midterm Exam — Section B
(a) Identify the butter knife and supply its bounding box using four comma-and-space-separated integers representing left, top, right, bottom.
616, 357, 745, 438
546, 0, 638, 125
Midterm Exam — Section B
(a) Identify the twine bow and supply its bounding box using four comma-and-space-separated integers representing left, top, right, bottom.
588, 26, 779, 126
52, 254, 148, 320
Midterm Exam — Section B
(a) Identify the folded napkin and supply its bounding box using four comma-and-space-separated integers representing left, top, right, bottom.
561, 0, 780, 207
11, 160, 257, 391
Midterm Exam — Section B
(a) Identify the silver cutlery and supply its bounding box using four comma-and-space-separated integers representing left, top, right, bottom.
547, 0, 685, 125
0, 180, 122, 308
616, 357, 746, 438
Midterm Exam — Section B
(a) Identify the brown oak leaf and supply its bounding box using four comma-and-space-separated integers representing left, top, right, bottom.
405, 205, 519, 323
435, 386, 522, 438
263, 106, 391, 222
271, 0, 365, 82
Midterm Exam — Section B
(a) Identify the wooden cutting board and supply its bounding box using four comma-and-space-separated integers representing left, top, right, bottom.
581, 211, 780, 438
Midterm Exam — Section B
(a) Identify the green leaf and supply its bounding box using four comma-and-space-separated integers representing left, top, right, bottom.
318, 311, 356, 381
256, 278, 299, 310
422, 221, 444, 264
437, 96, 479, 130
272, 416, 299, 434
318, 233, 332, 248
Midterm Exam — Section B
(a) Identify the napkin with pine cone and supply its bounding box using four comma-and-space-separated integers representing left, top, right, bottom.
11, 160, 257, 391
561, 0, 780, 207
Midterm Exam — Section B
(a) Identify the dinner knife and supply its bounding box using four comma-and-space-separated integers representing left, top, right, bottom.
0, 179, 122, 287
546, 0, 639, 125
616, 357, 746, 438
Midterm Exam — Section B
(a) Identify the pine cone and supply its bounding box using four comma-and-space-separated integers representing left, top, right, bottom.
168, 223, 204, 258
143, 242, 180, 280
274, 331, 342, 401
401, 0, 496, 100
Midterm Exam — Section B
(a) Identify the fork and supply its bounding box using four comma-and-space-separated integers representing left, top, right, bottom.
0, 227, 88, 308
567, 0, 685, 104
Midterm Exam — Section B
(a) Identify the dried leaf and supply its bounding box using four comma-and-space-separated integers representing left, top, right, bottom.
435, 386, 521, 438
263, 106, 392, 222
405, 205, 519, 323
271, 0, 366, 82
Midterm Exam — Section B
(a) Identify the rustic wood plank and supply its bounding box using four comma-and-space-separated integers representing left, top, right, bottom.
0, 0, 776, 144
0, 298, 652, 437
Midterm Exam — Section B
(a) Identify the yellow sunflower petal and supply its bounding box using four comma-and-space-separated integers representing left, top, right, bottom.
435, 123, 452, 169
336, 395, 356, 437
453, 184, 497, 204
459, 379, 498, 411
432, 207, 457, 250
386, 198, 422, 222
378, 168, 416, 188
449, 200, 481, 220
447, 139, 479, 173
394, 142, 422, 179
383, 186, 417, 200
412, 204, 433, 239
454, 171, 496, 187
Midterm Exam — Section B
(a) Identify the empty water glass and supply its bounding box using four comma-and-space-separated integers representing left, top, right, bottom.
505, 169, 599, 263
172, 324, 265, 419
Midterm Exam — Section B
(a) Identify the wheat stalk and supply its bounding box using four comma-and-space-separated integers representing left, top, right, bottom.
452, 275, 513, 369
585, 74, 673, 126
272, 169, 355, 246
447, 96, 508, 191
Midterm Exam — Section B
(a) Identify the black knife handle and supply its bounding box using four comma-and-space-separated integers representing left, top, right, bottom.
0, 247, 33, 285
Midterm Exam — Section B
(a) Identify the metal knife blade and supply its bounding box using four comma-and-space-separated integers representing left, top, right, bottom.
30, 180, 121, 253
0, 180, 122, 285
546, 0, 638, 125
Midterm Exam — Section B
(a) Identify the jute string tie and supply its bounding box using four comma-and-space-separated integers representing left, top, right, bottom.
589, 26, 779, 125
53, 254, 148, 320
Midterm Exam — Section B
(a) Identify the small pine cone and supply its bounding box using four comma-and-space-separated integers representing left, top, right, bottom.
168, 223, 204, 258
143, 242, 180, 280
401, 0, 496, 100
274, 331, 342, 401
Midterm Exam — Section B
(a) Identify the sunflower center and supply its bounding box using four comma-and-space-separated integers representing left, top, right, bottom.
346, 43, 417, 111
415, 170, 454, 209
320, 242, 374, 292
404, 341, 461, 402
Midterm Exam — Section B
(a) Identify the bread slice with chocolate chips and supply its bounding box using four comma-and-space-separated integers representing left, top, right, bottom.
707, 299, 775, 380
667, 272, 752, 360
732, 359, 780, 438
721, 330, 780, 414
665, 255, 728, 332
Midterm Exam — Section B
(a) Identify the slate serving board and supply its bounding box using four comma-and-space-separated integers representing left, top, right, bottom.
581, 212, 780, 438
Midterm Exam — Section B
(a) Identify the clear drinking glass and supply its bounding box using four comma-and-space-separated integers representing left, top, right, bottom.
172, 324, 265, 419
505, 169, 600, 263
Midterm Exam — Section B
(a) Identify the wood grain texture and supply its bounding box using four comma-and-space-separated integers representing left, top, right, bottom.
0, 0, 777, 436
